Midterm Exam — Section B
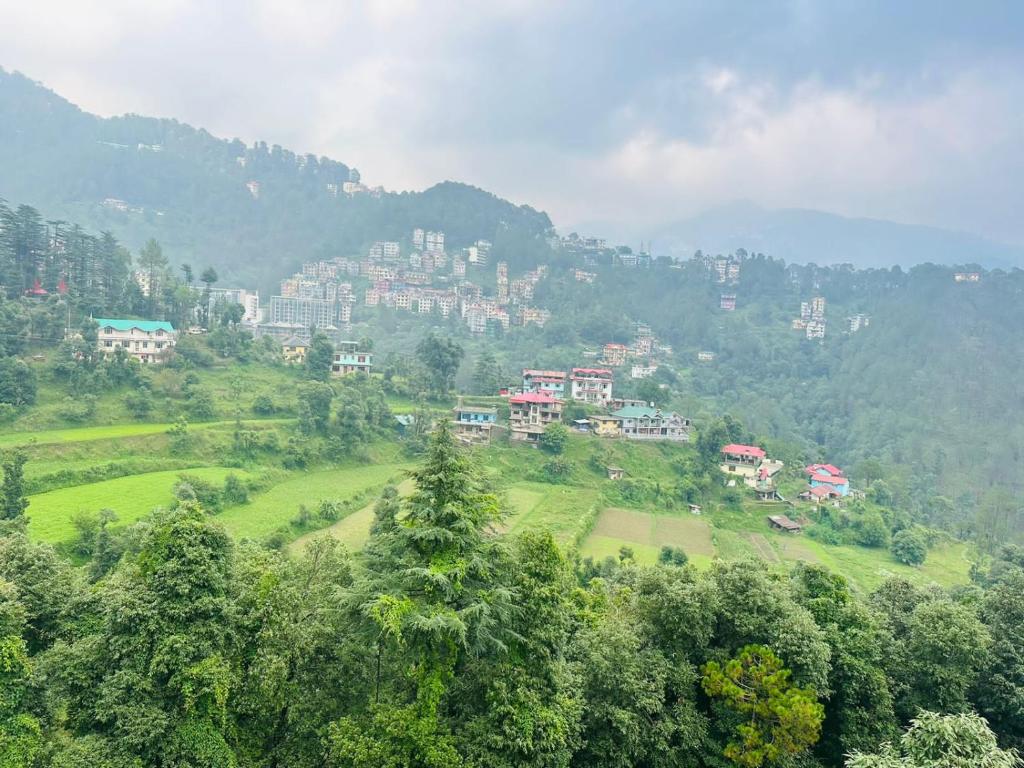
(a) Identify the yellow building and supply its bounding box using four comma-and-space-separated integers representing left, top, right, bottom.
282, 335, 308, 364
589, 414, 622, 437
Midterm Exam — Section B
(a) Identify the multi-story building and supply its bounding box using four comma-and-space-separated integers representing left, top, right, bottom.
697, 351, 716, 362
800, 301, 812, 321
601, 343, 629, 367
452, 401, 498, 445
847, 314, 870, 333
508, 391, 563, 442
206, 288, 260, 325
95, 318, 177, 364
570, 368, 613, 406
516, 307, 551, 328
631, 364, 658, 379
369, 241, 401, 261
720, 294, 737, 311
496, 261, 509, 303
806, 321, 826, 340
267, 295, 346, 332
573, 269, 597, 283
954, 272, 981, 282
330, 342, 372, 376
612, 405, 690, 441
425, 230, 446, 255
810, 296, 826, 321
522, 369, 567, 398
453, 257, 466, 277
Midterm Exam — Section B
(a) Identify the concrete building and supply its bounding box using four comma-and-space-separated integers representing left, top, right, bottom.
508, 391, 563, 442
330, 342, 372, 376
612, 405, 690, 441
601, 343, 629, 367
95, 318, 176, 364
570, 368, 613, 406
522, 369, 567, 398
207, 288, 259, 325
452, 401, 498, 445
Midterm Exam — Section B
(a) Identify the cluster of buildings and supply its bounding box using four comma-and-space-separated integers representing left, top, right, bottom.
846, 313, 871, 333
449, 362, 690, 446
792, 296, 826, 339
590, 324, 671, 379
798, 463, 851, 502
701, 253, 742, 284
719, 444, 786, 500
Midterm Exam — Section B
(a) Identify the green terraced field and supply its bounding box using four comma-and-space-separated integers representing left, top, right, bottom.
27, 466, 252, 543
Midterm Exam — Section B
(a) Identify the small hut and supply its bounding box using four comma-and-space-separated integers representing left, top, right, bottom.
606, 466, 625, 481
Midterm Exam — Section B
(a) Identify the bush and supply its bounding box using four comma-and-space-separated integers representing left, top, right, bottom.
658, 545, 689, 566
58, 394, 98, 423
222, 473, 249, 505
892, 528, 928, 566
186, 386, 217, 420
0, 356, 37, 405
124, 388, 154, 419
291, 504, 314, 528
856, 511, 891, 548
174, 473, 223, 513
540, 422, 570, 454
252, 394, 276, 415
541, 457, 573, 482
318, 499, 343, 521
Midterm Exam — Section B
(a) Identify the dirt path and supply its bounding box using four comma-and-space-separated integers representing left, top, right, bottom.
288, 477, 415, 555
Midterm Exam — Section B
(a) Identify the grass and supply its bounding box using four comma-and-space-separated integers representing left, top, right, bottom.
27, 466, 250, 543
0, 418, 292, 448
581, 507, 715, 565
217, 462, 411, 541
289, 478, 417, 554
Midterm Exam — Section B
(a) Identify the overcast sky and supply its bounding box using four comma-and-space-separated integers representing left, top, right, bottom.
2, 0, 1023, 243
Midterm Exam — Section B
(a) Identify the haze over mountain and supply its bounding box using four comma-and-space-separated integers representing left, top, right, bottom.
2, 65, 1022, 279
586, 201, 1024, 268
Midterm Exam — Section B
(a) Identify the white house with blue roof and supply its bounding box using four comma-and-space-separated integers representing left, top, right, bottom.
95, 318, 177, 364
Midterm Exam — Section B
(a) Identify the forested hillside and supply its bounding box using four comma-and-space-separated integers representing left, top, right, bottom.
0, 68, 554, 292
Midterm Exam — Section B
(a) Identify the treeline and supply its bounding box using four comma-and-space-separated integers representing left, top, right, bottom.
1, 425, 1022, 767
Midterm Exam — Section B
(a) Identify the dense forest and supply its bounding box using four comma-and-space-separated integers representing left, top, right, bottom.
2, 423, 1023, 767
0, 68, 554, 293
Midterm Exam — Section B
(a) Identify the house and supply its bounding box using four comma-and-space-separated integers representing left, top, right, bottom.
612, 405, 690, 442
697, 351, 715, 362
805, 463, 851, 496
799, 485, 840, 503
330, 342, 372, 376
452, 401, 497, 445
631, 364, 658, 379
394, 414, 416, 436
608, 397, 648, 411
767, 515, 802, 533
720, 444, 766, 477
522, 369, 567, 398
508, 391, 563, 442
601, 343, 629, 367
281, 335, 308, 364
753, 466, 780, 500
606, 466, 625, 481
571, 419, 591, 432
720, 294, 737, 311
95, 318, 177, 364
589, 414, 623, 437
570, 368, 613, 406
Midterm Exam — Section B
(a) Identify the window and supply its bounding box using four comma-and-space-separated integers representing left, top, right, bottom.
143, 341, 149, 349
104, 340, 112, 348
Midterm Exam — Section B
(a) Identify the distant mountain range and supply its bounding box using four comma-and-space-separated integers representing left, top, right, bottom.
588, 201, 1024, 269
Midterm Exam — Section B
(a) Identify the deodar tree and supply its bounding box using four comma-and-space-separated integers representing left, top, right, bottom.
702, 644, 825, 768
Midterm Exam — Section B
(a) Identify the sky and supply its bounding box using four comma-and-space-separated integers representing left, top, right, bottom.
1, 0, 1023, 243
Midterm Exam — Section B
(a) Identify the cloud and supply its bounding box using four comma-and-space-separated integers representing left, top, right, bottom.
0, 0, 1023, 242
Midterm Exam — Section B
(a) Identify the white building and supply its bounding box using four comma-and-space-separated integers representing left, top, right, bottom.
95, 319, 177, 364
570, 368, 614, 406
207, 288, 260, 325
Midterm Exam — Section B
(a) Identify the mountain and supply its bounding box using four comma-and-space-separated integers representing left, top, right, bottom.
618, 201, 1024, 269
0, 68, 554, 292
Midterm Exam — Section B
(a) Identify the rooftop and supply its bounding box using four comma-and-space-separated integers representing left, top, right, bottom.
510, 391, 559, 404
95, 318, 175, 333
572, 367, 613, 377
612, 405, 662, 419
722, 444, 766, 459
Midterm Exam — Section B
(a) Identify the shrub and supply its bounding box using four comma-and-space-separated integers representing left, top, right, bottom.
856, 511, 891, 548
124, 388, 154, 419
540, 422, 570, 454
252, 394, 276, 415
58, 394, 98, 423
222, 473, 249, 505
658, 545, 689, 566
892, 528, 928, 566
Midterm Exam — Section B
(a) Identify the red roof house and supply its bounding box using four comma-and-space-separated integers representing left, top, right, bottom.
721, 444, 766, 459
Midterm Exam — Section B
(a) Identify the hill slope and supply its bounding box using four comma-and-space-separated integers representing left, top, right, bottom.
0, 68, 553, 291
